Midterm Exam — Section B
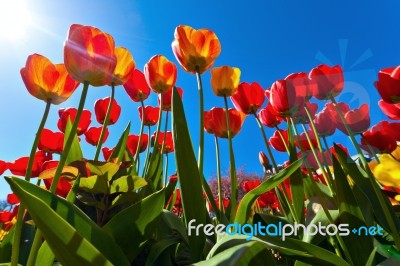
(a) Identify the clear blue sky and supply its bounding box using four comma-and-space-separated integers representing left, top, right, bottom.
1, 0, 400, 197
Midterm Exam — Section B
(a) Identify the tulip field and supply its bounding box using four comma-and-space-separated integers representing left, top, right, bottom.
1, 23, 400, 266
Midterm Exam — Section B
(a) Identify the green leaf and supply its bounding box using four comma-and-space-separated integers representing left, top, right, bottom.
79, 175, 108, 194
103, 189, 165, 262
172, 86, 207, 261
0, 226, 14, 263
235, 158, 304, 224
145, 238, 177, 266
108, 122, 131, 163
303, 210, 339, 244
143, 150, 163, 193
64, 118, 83, 165
110, 191, 141, 208
86, 161, 120, 181
5, 177, 129, 266
109, 175, 147, 194
159, 210, 189, 246
195, 241, 276, 266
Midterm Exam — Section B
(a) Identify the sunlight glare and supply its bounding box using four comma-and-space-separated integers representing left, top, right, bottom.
0, 0, 31, 41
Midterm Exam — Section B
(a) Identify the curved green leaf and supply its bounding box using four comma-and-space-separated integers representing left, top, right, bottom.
110, 175, 147, 194
64, 118, 83, 165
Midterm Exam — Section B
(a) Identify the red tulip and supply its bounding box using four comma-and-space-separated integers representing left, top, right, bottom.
258, 190, 279, 209
20, 54, 80, 104
268, 77, 305, 117
172, 25, 221, 74
293, 102, 318, 124
314, 107, 336, 137
158, 87, 183, 111
0, 160, 8, 175
203, 107, 246, 138
152, 131, 174, 154
325, 102, 350, 129
257, 104, 283, 128
84, 126, 109, 146
144, 55, 177, 94
38, 129, 64, 154
127, 134, 149, 156
110, 47, 135, 86
259, 151, 270, 169
361, 121, 397, 154
208, 198, 230, 212
94, 97, 121, 125
286, 72, 315, 101
378, 99, 400, 120
381, 122, 400, 141
269, 129, 289, 152
302, 150, 332, 169
309, 64, 344, 100
138, 106, 160, 126
8, 151, 52, 177
295, 129, 318, 151
123, 69, 151, 102
7, 193, 19, 205
241, 180, 260, 192
374, 66, 400, 103
230, 82, 265, 115
64, 24, 117, 86
57, 108, 92, 135
336, 104, 370, 135
41, 161, 72, 198
0, 212, 13, 223
102, 147, 115, 161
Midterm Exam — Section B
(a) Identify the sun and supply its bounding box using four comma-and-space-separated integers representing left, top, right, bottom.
0, 0, 31, 41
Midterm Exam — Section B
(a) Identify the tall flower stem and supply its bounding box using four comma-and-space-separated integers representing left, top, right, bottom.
253, 114, 278, 172
142, 126, 152, 177
50, 82, 89, 193
134, 100, 146, 169
322, 136, 332, 157
164, 154, 169, 186
94, 84, 115, 161
275, 126, 289, 153
11, 100, 51, 266
162, 111, 169, 184
196, 69, 205, 177
330, 96, 400, 249
359, 133, 380, 163
223, 96, 237, 222
214, 136, 224, 218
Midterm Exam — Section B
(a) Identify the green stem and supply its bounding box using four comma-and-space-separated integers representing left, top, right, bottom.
322, 136, 332, 157
215, 136, 224, 218
196, 70, 205, 179
330, 96, 400, 250
253, 114, 278, 172
164, 154, 169, 186
359, 133, 380, 163
94, 84, 115, 161
50, 82, 89, 193
275, 126, 290, 153
223, 96, 237, 222
134, 100, 146, 168
11, 100, 51, 266
162, 111, 169, 184
141, 126, 152, 177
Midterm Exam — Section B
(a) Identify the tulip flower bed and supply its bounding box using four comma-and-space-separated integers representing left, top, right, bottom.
1, 23, 400, 266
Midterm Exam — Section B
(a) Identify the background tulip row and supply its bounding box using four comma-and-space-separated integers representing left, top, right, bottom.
0, 23, 400, 265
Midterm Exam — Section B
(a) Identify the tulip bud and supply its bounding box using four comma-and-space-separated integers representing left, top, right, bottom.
259, 151, 271, 171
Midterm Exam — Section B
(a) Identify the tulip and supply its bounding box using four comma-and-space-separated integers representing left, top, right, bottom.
152, 131, 174, 154
57, 108, 92, 135
0, 160, 8, 175
41, 161, 72, 198
158, 87, 183, 111
309, 64, 344, 100
258, 190, 279, 209
286, 72, 315, 101
336, 104, 370, 135
241, 180, 261, 193
295, 129, 318, 151
371, 154, 400, 188
231, 82, 265, 115
7, 194, 19, 205
325, 102, 350, 129
361, 121, 397, 154
378, 99, 400, 120
172, 25, 221, 74
110, 47, 135, 86
259, 151, 270, 169
144, 55, 177, 94
268, 77, 305, 117
8, 151, 52, 177
204, 107, 246, 138
20, 54, 80, 104
269, 129, 289, 152
314, 107, 336, 137
210, 66, 241, 97
127, 134, 149, 156
257, 105, 283, 128
85, 126, 109, 146
375, 66, 400, 103
94, 97, 121, 125
123, 69, 151, 102
138, 106, 160, 126
64, 24, 117, 86
293, 102, 318, 124
102, 147, 115, 161
38, 129, 64, 154
0, 212, 13, 223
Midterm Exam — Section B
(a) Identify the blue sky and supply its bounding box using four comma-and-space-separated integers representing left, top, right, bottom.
1, 0, 400, 197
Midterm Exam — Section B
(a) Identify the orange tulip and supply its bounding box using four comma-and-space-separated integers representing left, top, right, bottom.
204, 107, 246, 138
110, 47, 135, 86
172, 25, 221, 74
144, 55, 177, 94
64, 24, 117, 87
20, 54, 79, 105
210, 66, 241, 97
